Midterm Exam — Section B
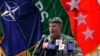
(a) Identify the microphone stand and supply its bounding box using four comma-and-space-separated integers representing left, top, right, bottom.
61, 50, 63, 56
56, 45, 59, 56
56, 50, 60, 56
44, 49, 47, 56
56, 50, 63, 56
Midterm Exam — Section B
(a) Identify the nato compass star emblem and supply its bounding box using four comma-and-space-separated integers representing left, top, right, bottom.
0, 1, 20, 21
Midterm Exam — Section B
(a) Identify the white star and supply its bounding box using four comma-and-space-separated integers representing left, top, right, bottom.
74, 13, 87, 26
1, 10, 9, 16
1, 2, 20, 21
97, 0, 100, 5
66, 0, 80, 11
82, 27, 95, 40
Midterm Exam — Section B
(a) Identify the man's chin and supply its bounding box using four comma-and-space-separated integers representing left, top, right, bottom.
50, 34, 55, 36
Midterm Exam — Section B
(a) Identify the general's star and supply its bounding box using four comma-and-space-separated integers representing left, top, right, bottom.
74, 13, 87, 26
82, 27, 95, 40
66, 0, 80, 11
97, 0, 100, 5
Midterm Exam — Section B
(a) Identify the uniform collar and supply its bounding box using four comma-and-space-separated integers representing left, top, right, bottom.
47, 34, 63, 42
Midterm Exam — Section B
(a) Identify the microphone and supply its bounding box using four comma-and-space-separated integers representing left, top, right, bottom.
58, 44, 65, 56
42, 39, 49, 56
48, 42, 56, 50
33, 35, 46, 56
56, 39, 62, 46
55, 39, 62, 50
42, 39, 49, 49
55, 39, 65, 56
67, 41, 74, 56
58, 44, 65, 50
47, 41, 56, 56
67, 41, 74, 52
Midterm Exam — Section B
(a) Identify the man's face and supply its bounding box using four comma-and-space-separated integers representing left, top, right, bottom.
49, 23, 62, 37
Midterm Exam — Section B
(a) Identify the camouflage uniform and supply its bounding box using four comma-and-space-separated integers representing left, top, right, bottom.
33, 34, 83, 56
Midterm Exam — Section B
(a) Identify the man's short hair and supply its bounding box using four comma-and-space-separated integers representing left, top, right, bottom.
49, 17, 63, 24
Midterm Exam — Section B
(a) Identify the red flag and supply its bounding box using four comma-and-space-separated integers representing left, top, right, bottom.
60, 0, 100, 55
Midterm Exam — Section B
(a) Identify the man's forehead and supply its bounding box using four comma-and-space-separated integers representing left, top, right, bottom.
49, 23, 61, 25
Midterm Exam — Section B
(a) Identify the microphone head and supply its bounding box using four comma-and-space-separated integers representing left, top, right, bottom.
67, 42, 74, 52
56, 39, 62, 46
48, 43, 56, 50
42, 42, 49, 49
42, 34, 46, 38
58, 44, 65, 50
42, 39, 49, 49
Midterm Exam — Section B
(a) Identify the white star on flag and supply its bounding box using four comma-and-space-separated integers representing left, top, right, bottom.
66, 0, 80, 11
74, 13, 87, 26
1, 2, 20, 21
97, 0, 100, 5
82, 27, 95, 40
